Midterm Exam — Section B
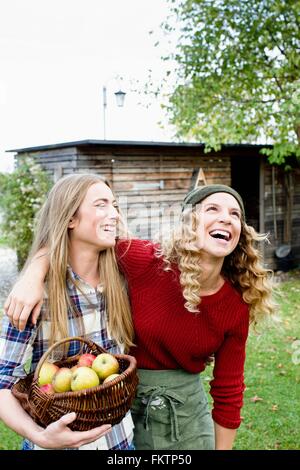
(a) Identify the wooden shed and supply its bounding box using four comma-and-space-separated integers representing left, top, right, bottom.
8, 139, 300, 270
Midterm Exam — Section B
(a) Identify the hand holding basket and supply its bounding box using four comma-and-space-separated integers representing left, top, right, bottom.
12, 336, 138, 431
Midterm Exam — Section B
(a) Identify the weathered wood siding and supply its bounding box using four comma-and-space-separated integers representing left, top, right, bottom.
19, 147, 78, 181
263, 164, 300, 268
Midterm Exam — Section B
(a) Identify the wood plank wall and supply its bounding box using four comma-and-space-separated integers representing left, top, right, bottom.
20, 147, 78, 181
263, 164, 300, 268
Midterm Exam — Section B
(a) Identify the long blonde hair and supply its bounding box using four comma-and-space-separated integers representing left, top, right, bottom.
26, 174, 134, 351
157, 208, 277, 326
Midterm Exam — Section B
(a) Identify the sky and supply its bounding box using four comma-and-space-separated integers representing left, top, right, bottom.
0, 0, 177, 172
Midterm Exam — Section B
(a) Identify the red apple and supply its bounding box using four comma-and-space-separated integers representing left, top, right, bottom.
52, 367, 72, 393
38, 362, 59, 386
71, 366, 100, 391
77, 353, 96, 368
39, 383, 55, 394
92, 353, 119, 380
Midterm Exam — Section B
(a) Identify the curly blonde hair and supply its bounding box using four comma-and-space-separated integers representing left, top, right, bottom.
157, 208, 277, 326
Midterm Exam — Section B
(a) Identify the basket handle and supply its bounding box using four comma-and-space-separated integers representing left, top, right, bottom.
33, 336, 106, 383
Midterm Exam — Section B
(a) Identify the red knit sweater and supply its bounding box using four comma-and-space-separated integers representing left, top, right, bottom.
116, 239, 249, 429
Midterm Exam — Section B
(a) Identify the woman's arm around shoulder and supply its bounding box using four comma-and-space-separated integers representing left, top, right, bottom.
4, 248, 49, 331
116, 238, 159, 279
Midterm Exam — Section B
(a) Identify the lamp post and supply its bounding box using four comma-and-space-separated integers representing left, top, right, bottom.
102, 85, 126, 140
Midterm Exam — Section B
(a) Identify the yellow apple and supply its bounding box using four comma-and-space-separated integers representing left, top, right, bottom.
71, 366, 100, 391
38, 362, 59, 386
103, 373, 121, 384
52, 367, 72, 393
92, 353, 119, 380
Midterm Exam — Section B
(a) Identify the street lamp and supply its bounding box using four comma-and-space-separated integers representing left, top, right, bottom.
102, 85, 126, 140
114, 89, 126, 107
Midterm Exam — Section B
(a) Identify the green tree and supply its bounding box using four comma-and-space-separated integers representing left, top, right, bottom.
0, 157, 51, 269
163, 0, 300, 165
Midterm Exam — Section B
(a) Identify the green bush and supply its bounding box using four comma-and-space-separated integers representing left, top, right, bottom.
0, 157, 52, 269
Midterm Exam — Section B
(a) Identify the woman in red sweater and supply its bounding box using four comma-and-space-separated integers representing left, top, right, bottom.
4, 184, 275, 450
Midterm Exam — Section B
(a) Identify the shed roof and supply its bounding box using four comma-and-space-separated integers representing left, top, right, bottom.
6, 139, 271, 154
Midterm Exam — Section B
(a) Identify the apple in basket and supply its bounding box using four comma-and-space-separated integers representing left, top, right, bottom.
52, 367, 73, 393
39, 383, 55, 394
92, 353, 119, 380
103, 373, 121, 384
38, 362, 59, 386
77, 353, 96, 367
71, 366, 100, 391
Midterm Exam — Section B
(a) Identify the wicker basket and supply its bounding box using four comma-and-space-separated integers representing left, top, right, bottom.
12, 336, 138, 431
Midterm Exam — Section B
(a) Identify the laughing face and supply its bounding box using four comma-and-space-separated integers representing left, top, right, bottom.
68, 182, 119, 251
195, 192, 242, 259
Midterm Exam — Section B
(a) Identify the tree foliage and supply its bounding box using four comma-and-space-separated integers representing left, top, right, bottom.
163, 0, 300, 164
0, 157, 51, 269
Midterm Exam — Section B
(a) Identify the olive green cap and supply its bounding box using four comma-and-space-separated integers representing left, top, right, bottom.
182, 184, 245, 219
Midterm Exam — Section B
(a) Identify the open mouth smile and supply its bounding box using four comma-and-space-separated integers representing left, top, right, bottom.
103, 225, 116, 232
209, 229, 232, 242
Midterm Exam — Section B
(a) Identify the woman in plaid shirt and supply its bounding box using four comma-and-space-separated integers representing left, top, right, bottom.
0, 174, 135, 450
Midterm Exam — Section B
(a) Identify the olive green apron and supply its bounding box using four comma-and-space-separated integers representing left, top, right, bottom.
131, 369, 215, 450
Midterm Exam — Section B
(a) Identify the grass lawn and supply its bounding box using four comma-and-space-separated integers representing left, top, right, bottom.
0, 276, 299, 450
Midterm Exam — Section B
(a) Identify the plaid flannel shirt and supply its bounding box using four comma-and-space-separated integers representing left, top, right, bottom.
0, 267, 134, 450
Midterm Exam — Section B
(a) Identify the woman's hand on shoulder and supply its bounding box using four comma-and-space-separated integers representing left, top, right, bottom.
35, 413, 111, 449
4, 278, 44, 331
